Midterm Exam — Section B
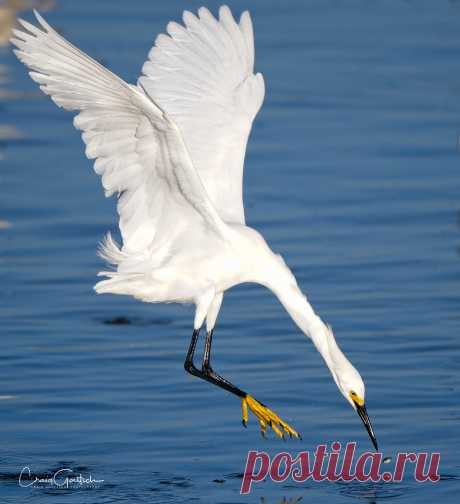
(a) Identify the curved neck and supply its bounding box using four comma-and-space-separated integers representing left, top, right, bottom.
273, 282, 333, 363
257, 257, 345, 375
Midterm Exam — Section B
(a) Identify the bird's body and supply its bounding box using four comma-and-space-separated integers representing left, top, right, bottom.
12, 5, 378, 447
97, 222, 286, 307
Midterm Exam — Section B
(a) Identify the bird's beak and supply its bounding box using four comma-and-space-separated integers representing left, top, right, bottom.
355, 402, 378, 451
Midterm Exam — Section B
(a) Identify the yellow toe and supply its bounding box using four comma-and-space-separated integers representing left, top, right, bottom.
241, 394, 301, 439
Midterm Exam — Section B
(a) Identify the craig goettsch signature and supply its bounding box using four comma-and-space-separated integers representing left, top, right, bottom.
19, 466, 104, 489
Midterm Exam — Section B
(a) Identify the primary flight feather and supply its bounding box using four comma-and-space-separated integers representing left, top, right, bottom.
11, 5, 378, 447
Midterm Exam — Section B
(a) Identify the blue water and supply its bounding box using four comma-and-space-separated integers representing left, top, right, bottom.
1, 0, 459, 502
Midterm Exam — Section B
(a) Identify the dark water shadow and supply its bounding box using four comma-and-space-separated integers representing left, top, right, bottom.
101, 315, 173, 327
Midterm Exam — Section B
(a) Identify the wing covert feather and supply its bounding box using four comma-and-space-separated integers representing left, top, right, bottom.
138, 5, 265, 224
11, 10, 230, 253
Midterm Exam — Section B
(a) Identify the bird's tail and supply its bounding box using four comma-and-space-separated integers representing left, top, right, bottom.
95, 232, 176, 302
97, 232, 125, 266
95, 232, 150, 298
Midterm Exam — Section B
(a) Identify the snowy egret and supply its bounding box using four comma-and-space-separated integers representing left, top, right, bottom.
11, 6, 378, 448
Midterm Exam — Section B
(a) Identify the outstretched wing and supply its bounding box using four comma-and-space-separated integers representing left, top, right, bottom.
10, 11, 230, 253
139, 5, 265, 224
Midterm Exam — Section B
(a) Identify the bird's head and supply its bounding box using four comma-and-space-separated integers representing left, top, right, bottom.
325, 325, 378, 450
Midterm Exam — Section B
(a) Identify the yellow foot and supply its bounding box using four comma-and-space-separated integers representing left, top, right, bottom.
241, 394, 301, 439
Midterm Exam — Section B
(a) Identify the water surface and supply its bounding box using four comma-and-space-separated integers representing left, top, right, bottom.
0, 0, 459, 502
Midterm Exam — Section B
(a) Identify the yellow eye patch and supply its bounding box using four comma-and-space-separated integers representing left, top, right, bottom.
349, 391, 364, 406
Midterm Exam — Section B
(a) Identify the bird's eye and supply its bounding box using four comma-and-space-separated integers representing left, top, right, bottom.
350, 391, 357, 397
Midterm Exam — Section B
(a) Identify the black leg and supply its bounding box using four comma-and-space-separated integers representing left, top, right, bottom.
184, 328, 301, 439
184, 328, 202, 377
202, 329, 246, 397
202, 328, 213, 371
184, 328, 245, 398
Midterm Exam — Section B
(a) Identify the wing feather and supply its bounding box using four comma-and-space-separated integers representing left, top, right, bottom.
138, 5, 265, 224
11, 10, 230, 254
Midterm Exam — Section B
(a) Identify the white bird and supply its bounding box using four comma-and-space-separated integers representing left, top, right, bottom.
11, 6, 377, 447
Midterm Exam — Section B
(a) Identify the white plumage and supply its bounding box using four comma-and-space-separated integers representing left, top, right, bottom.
11, 6, 378, 446
139, 6, 264, 224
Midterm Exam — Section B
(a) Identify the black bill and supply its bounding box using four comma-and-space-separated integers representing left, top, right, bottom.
356, 403, 378, 451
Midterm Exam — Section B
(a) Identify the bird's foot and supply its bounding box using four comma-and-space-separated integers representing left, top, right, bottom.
241, 394, 301, 439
